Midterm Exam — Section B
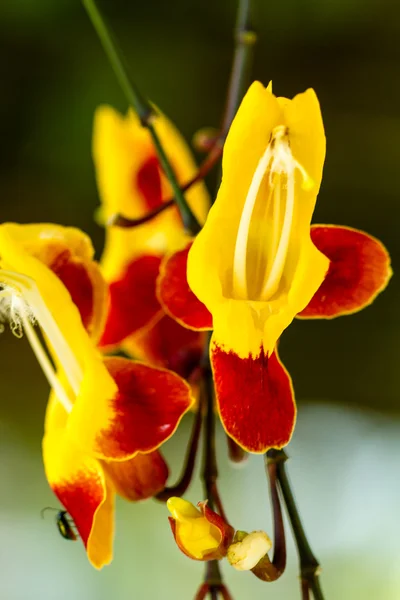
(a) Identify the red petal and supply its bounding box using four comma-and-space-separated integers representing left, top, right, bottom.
50, 249, 102, 336
212, 342, 296, 453
136, 156, 163, 211
43, 428, 114, 568
157, 243, 213, 331
126, 312, 206, 380
53, 473, 104, 550
100, 255, 162, 347
104, 450, 169, 501
96, 356, 193, 459
299, 225, 392, 318
198, 501, 235, 560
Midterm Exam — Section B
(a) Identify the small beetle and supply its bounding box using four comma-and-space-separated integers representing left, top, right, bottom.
41, 507, 77, 541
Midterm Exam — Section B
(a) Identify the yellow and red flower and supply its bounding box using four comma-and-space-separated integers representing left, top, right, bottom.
167, 497, 234, 561
156, 82, 392, 453
93, 106, 210, 379
0, 223, 194, 568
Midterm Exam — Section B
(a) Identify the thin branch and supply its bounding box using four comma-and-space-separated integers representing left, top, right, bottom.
82, 0, 201, 234
267, 455, 286, 573
201, 361, 221, 513
226, 435, 248, 464
109, 142, 223, 228
302, 579, 311, 600
194, 584, 209, 600
209, 482, 229, 525
199, 340, 229, 596
155, 401, 203, 502
267, 449, 325, 600
250, 456, 287, 582
219, 586, 234, 600
210, 0, 256, 206
220, 0, 257, 137
204, 560, 223, 593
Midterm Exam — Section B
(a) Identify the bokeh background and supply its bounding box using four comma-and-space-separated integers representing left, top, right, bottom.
1, 1, 399, 598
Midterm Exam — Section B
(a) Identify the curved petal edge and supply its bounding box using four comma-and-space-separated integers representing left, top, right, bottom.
298, 225, 392, 319
211, 340, 296, 453
157, 243, 213, 331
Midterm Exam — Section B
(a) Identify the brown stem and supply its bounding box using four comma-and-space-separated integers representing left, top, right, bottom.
219, 586, 234, 600
209, 482, 228, 525
110, 200, 174, 228
195, 581, 234, 600
195, 584, 209, 600
204, 560, 222, 590
109, 142, 223, 228
267, 449, 325, 600
302, 579, 311, 600
246, 455, 287, 582
155, 400, 203, 502
267, 457, 287, 574
226, 435, 248, 464
201, 359, 230, 524
201, 363, 218, 509
199, 347, 231, 598
220, 0, 257, 137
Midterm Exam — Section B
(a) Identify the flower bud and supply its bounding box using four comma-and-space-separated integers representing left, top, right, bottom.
192, 127, 219, 153
167, 497, 234, 561
227, 530, 272, 571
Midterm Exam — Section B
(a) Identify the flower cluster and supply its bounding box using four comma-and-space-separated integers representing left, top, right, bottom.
0, 79, 391, 577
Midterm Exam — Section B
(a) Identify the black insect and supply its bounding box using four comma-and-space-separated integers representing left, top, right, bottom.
41, 507, 78, 541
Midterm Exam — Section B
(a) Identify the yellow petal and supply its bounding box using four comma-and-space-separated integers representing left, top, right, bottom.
93, 105, 210, 281
188, 82, 329, 356
0, 223, 119, 455
42, 426, 115, 569
0, 223, 107, 341
167, 498, 222, 560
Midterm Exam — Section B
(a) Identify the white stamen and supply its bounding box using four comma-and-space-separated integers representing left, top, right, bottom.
21, 313, 73, 413
0, 271, 82, 395
0, 270, 82, 414
232, 144, 274, 299
260, 166, 295, 299
232, 125, 314, 301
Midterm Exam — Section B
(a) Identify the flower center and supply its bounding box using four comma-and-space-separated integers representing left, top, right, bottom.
232, 125, 314, 301
0, 270, 83, 414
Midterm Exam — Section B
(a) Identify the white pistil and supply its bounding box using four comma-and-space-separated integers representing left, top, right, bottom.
0, 270, 83, 414
25, 285, 82, 396
21, 313, 73, 414
232, 125, 314, 301
232, 144, 274, 299
260, 167, 295, 299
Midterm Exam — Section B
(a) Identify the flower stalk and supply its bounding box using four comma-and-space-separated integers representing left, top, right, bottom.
220, 0, 257, 137
267, 449, 325, 600
82, 0, 201, 235
156, 399, 203, 502
200, 360, 224, 595
247, 453, 287, 582
109, 142, 222, 228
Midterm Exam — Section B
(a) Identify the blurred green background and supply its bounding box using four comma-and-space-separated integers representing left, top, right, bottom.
0, 0, 399, 598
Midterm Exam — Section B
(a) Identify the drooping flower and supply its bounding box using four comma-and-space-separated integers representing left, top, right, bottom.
167, 497, 234, 561
93, 106, 209, 379
0, 223, 194, 568
156, 81, 392, 453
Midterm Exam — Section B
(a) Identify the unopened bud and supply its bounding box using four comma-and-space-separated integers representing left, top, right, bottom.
192, 127, 220, 153
227, 530, 272, 571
